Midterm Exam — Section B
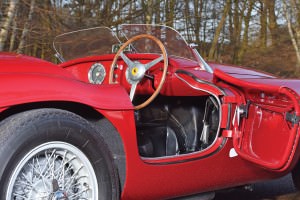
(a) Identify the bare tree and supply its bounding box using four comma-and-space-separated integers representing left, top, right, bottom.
208, 0, 231, 60
232, 0, 247, 64
17, 0, 35, 54
0, 0, 19, 51
237, 1, 254, 63
266, 0, 278, 47
259, 0, 267, 49
142, 0, 154, 24
165, 0, 176, 27
283, 0, 300, 68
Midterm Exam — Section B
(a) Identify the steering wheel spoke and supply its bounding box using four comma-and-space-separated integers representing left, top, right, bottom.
120, 52, 135, 67
129, 82, 138, 101
145, 55, 164, 70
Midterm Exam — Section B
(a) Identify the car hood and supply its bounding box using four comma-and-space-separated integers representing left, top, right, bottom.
210, 63, 300, 95
0, 53, 74, 79
213, 68, 300, 97
209, 62, 275, 79
180, 62, 300, 97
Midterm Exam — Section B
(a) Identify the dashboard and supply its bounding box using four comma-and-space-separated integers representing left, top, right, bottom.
59, 53, 203, 96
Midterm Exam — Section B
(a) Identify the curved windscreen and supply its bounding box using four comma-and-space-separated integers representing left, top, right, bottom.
53, 27, 120, 61
53, 24, 199, 63
120, 24, 196, 61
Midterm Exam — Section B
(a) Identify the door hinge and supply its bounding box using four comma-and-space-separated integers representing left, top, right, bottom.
239, 100, 251, 119
285, 112, 300, 126
233, 100, 250, 126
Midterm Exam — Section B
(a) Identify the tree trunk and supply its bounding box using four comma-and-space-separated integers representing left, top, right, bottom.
232, 0, 247, 64
17, 0, 35, 54
154, 0, 161, 24
193, 0, 203, 46
237, 1, 254, 63
0, 0, 19, 51
9, 17, 17, 52
165, 0, 175, 27
266, 0, 278, 47
208, 0, 231, 60
201, 1, 208, 56
283, 0, 300, 68
143, 0, 153, 24
259, 0, 267, 49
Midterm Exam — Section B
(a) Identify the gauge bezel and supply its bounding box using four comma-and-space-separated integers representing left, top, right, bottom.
88, 63, 106, 84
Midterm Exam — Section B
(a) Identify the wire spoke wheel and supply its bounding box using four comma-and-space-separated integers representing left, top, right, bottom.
7, 142, 98, 199
0, 109, 118, 200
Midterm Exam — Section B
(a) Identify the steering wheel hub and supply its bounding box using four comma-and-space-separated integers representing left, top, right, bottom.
131, 67, 138, 75
126, 62, 146, 84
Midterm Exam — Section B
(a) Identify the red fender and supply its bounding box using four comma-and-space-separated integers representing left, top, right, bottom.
0, 73, 133, 110
0, 53, 133, 110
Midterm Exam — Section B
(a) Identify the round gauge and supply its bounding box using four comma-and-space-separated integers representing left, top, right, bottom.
88, 63, 106, 84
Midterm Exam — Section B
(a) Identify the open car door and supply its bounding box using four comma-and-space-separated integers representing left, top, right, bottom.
214, 69, 300, 172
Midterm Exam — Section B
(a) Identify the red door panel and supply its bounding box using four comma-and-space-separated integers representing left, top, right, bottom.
234, 103, 298, 171
214, 69, 300, 172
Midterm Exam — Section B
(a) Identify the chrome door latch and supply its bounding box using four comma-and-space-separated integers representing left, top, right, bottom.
233, 100, 250, 126
286, 112, 300, 127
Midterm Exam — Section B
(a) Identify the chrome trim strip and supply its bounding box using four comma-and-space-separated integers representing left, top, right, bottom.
175, 69, 225, 95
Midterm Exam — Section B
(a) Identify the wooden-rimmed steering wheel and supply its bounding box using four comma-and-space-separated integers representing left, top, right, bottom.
109, 34, 168, 110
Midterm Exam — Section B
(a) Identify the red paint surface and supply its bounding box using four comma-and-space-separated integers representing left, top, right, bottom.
0, 52, 300, 199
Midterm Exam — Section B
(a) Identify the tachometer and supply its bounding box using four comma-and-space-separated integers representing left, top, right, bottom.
88, 63, 106, 84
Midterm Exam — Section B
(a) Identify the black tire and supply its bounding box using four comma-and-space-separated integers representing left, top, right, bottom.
0, 108, 119, 199
292, 160, 300, 190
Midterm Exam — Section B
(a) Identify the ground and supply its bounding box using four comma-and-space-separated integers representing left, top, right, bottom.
215, 174, 298, 200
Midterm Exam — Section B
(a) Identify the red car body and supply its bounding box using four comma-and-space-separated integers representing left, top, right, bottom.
0, 25, 299, 199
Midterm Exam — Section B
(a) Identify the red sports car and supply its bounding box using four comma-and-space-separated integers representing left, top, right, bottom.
0, 24, 299, 199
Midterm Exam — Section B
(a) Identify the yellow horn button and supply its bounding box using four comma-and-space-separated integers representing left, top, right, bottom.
131, 67, 138, 76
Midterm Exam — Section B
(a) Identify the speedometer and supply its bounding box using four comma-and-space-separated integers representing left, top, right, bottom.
88, 63, 106, 84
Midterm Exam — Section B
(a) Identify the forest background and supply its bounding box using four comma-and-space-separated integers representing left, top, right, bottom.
1, 0, 300, 78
